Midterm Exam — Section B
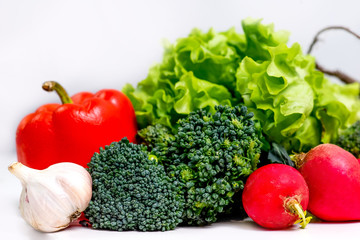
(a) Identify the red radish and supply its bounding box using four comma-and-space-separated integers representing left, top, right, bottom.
296, 143, 360, 221
242, 164, 310, 229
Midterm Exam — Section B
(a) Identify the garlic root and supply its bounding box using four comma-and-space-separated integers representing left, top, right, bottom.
8, 162, 92, 232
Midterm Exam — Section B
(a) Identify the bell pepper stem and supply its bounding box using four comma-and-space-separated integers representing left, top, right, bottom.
42, 81, 73, 104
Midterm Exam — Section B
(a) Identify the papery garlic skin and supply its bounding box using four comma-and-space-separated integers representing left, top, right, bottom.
8, 162, 92, 232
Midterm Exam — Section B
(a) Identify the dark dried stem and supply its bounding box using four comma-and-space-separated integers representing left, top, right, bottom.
308, 26, 360, 84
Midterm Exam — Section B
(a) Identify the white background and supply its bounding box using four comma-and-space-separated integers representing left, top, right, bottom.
2, 0, 360, 155
1, 0, 360, 239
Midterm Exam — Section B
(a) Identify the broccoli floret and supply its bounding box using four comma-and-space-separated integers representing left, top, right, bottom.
336, 120, 360, 158
148, 105, 263, 225
137, 124, 174, 150
84, 138, 184, 231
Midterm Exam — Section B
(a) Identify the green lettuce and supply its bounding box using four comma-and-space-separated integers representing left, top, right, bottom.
123, 17, 360, 152
123, 27, 243, 129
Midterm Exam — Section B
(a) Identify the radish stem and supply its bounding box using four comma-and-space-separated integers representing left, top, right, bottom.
286, 198, 312, 229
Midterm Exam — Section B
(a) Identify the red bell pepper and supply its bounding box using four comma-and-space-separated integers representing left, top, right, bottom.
16, 81, 138, 169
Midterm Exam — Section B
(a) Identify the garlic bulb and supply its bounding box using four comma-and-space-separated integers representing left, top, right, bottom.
8, 162, 92, 232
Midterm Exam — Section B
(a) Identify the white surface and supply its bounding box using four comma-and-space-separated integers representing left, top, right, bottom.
2, 1, 360, 239
3, 152, 360, 239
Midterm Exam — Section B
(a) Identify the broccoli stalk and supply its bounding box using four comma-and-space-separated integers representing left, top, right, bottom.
84, 138, 184, 231
140, 105, 263, 225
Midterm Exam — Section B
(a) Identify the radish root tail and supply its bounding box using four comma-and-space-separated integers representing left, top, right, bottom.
286, 199, 312, 229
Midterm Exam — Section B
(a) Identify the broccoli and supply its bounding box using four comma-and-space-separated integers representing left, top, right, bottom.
84, 138, 184, 231
141, 105, 263, 225
336, 120, 360, 158
137, 123, 175, 150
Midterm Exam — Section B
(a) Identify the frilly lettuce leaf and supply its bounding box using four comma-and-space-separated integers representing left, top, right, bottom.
123, 17, 360, 152
173, 28, 241, 91
235, 18, 360, 152
123, 26, 244, 130
236, 43, 316, 151
241, 18, 290, 61
174, 72, 232, 114
312, 79, 360, 143
123, 68, 234, 130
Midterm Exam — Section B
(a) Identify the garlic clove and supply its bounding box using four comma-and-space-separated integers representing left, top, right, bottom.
9, 162, 92, 232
